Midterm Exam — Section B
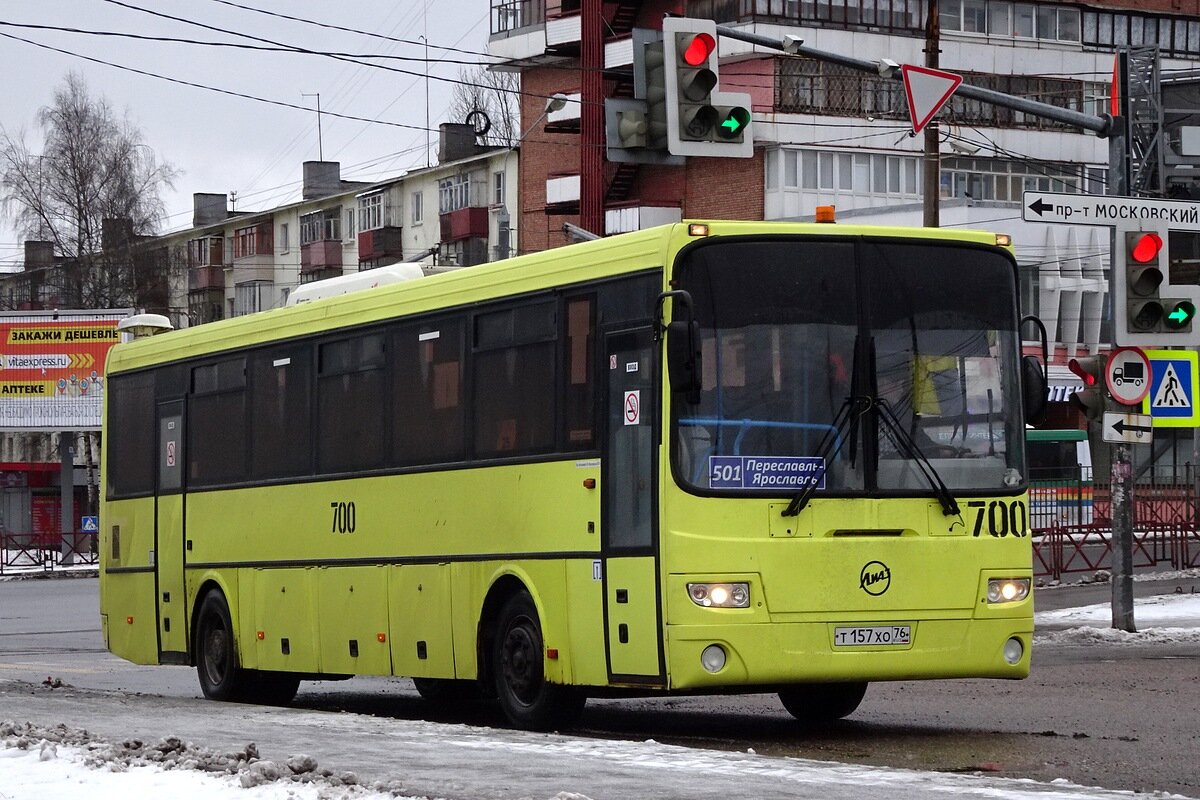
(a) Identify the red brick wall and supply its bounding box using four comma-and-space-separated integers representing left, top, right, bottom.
519, 65, 765, 254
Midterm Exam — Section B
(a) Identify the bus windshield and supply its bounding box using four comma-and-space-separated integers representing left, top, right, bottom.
671, 236, 1025, 496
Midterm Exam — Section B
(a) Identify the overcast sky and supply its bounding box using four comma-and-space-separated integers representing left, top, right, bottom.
0, 0, 492, 269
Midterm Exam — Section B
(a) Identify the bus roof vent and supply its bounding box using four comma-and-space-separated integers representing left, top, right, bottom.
286, 262, 425, 307
117, 313, 173, 339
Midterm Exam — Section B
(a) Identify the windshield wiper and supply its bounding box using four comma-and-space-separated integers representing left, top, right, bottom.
781, 395, 871, 518
875, 399, 961, 516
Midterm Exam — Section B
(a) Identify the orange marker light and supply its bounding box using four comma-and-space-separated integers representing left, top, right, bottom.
126, 616, 134, 625
815, 205, 836, 223
257, 630, 266, 640
547, 648, 559, 660
583, 478, 596, 489
377, 633, 387, 643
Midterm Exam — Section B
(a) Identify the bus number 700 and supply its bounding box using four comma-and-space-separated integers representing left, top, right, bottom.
967, 500, 1027, 538
330, 501, 356, 534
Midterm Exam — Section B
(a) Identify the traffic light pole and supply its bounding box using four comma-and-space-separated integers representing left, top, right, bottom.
1111, 439, 1137, 632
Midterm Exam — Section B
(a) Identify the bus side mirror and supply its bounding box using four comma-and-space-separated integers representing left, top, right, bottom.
1022, 354, 1048, 426
667, 319, 702, 405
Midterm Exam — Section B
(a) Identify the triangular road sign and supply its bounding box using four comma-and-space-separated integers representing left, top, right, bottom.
901, 64, 963, 134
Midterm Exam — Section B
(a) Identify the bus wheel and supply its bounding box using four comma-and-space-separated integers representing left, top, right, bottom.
492, 591, 584, 731
195, 591, 249, 701
778, 682, 867, 723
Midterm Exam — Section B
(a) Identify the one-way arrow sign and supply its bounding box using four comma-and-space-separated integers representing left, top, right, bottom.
1103, 412, 1154, 444
1027, 197, 1053, 217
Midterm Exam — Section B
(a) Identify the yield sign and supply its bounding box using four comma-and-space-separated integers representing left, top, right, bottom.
901, 64, 963, 134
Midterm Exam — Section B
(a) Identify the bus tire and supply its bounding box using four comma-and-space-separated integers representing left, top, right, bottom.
195, 590, 250, 702
778, 681, 867, 723
491, 591, 584, 731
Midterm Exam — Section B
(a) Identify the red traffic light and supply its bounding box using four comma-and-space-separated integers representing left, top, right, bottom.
1129, 232, 1163, 264
681, 32, 717, 66
1067, 355, 1104, 386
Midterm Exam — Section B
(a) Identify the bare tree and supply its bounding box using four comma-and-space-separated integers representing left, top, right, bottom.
0, 71, 178, 309
447, 67, 521, 148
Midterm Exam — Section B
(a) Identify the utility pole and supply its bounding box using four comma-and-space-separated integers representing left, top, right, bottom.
1109, 52, 1136, 632
923, 0, 940, 228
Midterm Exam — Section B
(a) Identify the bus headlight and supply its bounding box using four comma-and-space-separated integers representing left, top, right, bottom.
986, 578, 1030, 604
688, 582, 750, 608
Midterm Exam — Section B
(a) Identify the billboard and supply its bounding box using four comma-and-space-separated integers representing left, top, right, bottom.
0, 311, 130, 431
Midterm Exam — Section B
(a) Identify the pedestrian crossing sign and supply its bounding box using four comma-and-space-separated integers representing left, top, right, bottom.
1141, 350, 1200, 427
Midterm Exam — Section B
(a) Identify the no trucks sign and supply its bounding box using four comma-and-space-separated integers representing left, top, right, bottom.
0, 311, 129, 431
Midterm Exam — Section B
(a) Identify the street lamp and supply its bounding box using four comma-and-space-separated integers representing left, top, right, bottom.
496, 92, 569, 261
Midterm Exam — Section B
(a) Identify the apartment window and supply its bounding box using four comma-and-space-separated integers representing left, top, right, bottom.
344, 207, 356, 240
234, 281, 271, 316
279, 223, 289, 253
232, 223, 272, 259
412, 191, 423, 224
962, 0, 986, 33
439, 174, 473, 213
300, 208, 341, 244
493, 171, 505, 206
358, 193, 383, 231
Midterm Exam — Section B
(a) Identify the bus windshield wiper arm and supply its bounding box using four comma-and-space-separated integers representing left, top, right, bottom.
781, 396, 870, 518
875, 399, 961, 516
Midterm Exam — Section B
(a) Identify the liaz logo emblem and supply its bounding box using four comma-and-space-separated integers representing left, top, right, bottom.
859, 561, 891, 596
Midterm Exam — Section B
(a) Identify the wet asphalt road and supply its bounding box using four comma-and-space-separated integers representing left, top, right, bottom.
0, 574, 1196, 797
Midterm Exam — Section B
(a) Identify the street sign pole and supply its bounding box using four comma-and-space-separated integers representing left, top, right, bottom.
1111, 442, 1136, 632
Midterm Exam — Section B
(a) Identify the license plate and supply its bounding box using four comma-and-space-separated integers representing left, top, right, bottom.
833, 625, 912, 647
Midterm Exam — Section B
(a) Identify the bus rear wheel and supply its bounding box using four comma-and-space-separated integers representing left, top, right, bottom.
195, 590, 251, 702
778, 682, 867, 723
491, 591, 584, 731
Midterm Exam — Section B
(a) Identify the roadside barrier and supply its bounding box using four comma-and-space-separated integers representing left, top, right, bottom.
0, 531, 98, 574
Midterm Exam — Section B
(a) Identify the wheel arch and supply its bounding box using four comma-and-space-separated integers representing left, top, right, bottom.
475, 571, 539, 692
188, 573, 238, 667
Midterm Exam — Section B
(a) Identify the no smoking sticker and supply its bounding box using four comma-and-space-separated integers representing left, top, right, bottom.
624, 390, 640, 425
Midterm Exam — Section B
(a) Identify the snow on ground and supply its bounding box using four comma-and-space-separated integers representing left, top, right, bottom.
1, 718, 1193, 800
1, 567, 1197, 797
1035, 591, 1200, 645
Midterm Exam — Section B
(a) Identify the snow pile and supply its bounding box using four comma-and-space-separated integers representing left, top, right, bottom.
0, 720, 426, 799
1035, 589, 1200, 644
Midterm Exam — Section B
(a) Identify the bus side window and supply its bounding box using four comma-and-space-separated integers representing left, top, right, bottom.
393, 318, 465, 466
563, 296, 595, 450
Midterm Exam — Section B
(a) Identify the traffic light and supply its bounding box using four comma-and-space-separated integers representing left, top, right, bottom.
662, 17, 753, 158
605, 30, 681, 164
1067, 354, 1107, 422
1115, 222, 1200, 345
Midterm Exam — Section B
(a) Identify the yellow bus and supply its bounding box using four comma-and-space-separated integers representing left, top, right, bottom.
100, 220, 1043, 730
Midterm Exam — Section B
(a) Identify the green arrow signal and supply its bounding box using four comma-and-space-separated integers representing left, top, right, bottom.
1165, 299, 1197, 330
715, 107, 750, 140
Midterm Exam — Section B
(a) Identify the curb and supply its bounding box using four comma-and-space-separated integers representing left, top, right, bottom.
0, 568, 100, 582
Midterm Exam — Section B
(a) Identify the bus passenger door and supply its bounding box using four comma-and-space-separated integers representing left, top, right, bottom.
155, 400, 188, 661
602, 327, 663, 682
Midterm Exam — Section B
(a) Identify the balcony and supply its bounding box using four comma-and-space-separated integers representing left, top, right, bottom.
301, 240, 343, 274
440, 206, 490, 242
358, 226, 404, 262
188, 264, 225, 291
